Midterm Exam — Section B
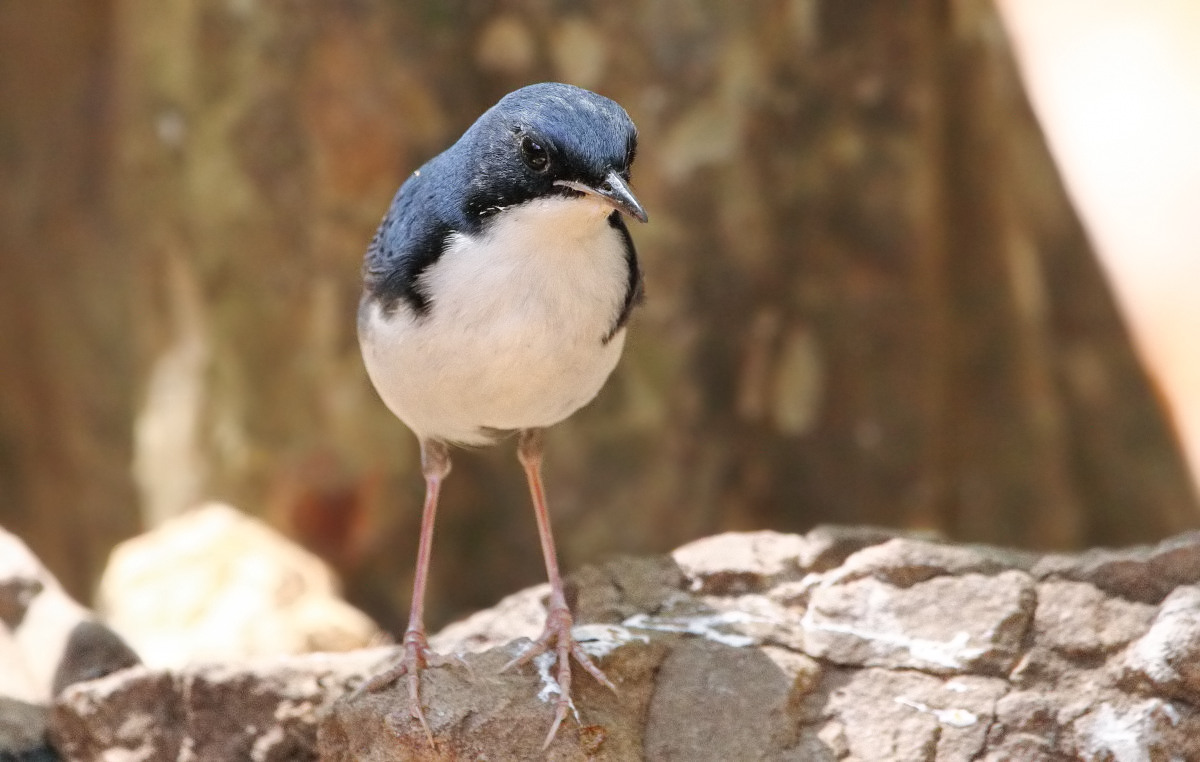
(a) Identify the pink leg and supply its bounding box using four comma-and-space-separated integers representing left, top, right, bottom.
351, 439, 455, 745
503, 428, 617, 750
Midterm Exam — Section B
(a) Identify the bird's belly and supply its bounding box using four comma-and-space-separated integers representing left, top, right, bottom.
360, 197, 634, 444
361, 304, 626, 445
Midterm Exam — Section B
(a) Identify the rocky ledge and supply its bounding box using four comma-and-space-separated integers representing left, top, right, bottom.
39, 527, 1200, 760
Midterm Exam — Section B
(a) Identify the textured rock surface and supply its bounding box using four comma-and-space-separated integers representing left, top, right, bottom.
97, 503, 380, 668
49, 527, 1200, 760
51, 650, 386, 762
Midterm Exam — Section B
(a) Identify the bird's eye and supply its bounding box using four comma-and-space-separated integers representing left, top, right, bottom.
519, 136, 550, 172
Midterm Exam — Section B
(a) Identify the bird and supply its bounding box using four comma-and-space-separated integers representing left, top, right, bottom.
353, 82, 647, 749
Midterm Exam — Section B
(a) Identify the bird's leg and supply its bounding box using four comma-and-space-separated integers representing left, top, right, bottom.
350, 438, 455, 745
503, 428, 617, 750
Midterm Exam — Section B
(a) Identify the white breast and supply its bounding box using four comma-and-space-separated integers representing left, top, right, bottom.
360, 195, 631, 445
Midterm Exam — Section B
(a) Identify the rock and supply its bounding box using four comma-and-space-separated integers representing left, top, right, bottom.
1032, 531, 1200, 604
797, 669, 1008, 762
0, 697, 57, 762
47, 528, 1200, 760
1119, 585, 1200, 701
321, 635, 665, 761
985, 689, 1200, 760
50, 650, 387, 762
1033, 580, 1156, 657
671, 526, 901, 596
1069, 696, 1200, 762
0, 528, 139, 761
96, 503, 380, 667
825, 537, 1038, 588
672, 530, 824, 595
803, 570, 1035, 675
642, 639, 798, 760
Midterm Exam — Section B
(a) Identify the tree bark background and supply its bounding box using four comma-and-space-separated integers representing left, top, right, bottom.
0, 0, 138, 599
1, 0, 1195, 630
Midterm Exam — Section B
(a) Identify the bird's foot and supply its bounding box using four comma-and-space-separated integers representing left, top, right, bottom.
350, 627, 462, 746
502, 605, 618, 749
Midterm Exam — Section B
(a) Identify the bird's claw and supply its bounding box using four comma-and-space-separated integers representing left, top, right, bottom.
447, 649, 475, 680
502, 606, 617, 749
350, 628, 460, 746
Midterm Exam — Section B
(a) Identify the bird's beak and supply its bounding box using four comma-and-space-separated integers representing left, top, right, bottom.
555, 170, 649, 223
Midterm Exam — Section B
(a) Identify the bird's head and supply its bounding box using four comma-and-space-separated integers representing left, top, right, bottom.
460, 82, 648, 225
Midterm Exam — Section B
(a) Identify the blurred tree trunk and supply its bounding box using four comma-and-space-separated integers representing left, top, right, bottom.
0, 0, 1194, 625
0, 0, 138, 600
